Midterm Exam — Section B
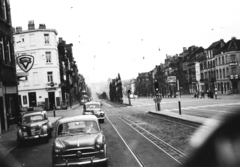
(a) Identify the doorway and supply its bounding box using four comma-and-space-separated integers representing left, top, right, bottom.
48, 92, 55, 110
232, 81, 238, 93
28, 92, 37, 107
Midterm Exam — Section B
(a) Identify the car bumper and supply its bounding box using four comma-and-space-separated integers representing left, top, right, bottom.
19, 133, 48, 140
53, 157, 107, 166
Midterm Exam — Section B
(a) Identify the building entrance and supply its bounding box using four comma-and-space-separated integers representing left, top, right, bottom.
28, 92, 37, 107
48, 92, 55, 110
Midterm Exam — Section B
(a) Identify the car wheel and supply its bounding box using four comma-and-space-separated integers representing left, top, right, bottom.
101, 161, 108, 167
43, 136, 49, 143
102, 119, 104, 123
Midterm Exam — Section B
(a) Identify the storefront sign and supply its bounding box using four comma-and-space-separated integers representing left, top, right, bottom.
6, 86, 17, 94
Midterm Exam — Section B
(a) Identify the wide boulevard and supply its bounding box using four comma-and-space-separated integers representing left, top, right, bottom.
4, 95, 240, 167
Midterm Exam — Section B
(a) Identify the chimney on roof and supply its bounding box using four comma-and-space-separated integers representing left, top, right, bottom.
16, 26, 22, 33
39, 24, 46, 29
59, 37, 63, 43
231, 37, 236, 40
28, 20, 35, 30
183, 47, 187, 52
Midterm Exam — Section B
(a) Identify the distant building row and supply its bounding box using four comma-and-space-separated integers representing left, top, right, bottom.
135, 37, 240, 96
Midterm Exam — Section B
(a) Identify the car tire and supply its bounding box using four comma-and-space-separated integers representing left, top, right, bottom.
102, 119, 104, 123
44, 136, 49, 143
101, 161, 108, 167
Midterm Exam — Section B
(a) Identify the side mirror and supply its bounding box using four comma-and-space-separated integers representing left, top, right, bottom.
183, 111, 240, 167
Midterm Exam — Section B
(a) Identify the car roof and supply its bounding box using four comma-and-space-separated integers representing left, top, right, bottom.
23, 111, 46, 117
84, 101, 101, 105
58, 115, 99, 124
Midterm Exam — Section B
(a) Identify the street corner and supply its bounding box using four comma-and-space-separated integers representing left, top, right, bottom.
0, 138, 19, 157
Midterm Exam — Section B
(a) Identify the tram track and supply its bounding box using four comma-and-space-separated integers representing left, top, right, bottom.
108, 109, 188, 165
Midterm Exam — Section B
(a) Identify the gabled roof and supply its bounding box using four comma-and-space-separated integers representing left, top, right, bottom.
206, 39, 225, 51
215, 37, 240, 54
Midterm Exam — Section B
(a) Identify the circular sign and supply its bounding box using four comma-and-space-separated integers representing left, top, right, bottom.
50, 82, 54, 87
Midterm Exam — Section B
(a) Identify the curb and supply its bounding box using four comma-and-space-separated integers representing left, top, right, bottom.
148, 111, 204, 125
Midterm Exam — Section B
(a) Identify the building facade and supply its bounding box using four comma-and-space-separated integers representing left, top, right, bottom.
215, 37, 240, 94
14, 21, 61, 110
0, 0, 19, 133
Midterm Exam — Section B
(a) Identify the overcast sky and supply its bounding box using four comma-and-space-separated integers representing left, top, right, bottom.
11, 0, 240, 83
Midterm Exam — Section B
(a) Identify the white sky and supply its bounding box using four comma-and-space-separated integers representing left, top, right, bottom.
11, 0, 240, 83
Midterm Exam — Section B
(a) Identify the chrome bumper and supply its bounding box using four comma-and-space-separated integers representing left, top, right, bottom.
53, 157, 107, 166
21, 134, 48, 140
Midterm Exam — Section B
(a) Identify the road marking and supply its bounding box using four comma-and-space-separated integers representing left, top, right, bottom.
105, 113, 144, 167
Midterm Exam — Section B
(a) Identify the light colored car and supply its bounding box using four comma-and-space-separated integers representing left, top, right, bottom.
17, 109, 53, 143
83, 101, 105, 123
52, 115, 108, 167
129, 94, 138, 99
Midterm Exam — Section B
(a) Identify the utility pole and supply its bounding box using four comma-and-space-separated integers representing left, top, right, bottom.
177, 79, 181, 115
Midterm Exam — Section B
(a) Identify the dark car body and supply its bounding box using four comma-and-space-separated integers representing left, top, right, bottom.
17, 110, 53, 142
52, 115, 108, 167
83, 102, 105, 123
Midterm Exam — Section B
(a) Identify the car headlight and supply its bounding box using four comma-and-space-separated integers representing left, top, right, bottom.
54, 140, 64, 153
94, 110, 98, 114
21, 126, 26, 131
96, 135, 105, 148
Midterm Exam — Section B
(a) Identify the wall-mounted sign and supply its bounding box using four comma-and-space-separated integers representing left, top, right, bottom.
167, 76, 176, 83
16, 55, 34, 72
230, 75, 239, 80
229, 62, 238, 66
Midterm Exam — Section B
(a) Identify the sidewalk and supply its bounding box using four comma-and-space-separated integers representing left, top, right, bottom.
0, 117, 61, 157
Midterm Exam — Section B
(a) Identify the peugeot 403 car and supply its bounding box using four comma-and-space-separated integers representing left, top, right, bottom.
52, 115, 108, 167
83, 101, 105, 123
17, 108, 53, 143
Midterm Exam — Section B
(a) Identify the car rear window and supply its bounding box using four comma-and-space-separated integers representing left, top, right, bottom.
23, 114, 43, 124
57, 120, 99, 135
85, 104, 100, 110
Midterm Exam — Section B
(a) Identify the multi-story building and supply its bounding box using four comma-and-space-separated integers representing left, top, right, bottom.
215, 37, 240, 94
14, 21, 61, 110
0, 0, 19, 132
204, 39, 225, 92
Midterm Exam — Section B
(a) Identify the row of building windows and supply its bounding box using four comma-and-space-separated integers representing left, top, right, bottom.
216, 54, 236, 66
201, 67, 238, 80
200, 54, 237, 70
14, 33, 50, 46
0, 0, 11, 24
0, 35, 14, 66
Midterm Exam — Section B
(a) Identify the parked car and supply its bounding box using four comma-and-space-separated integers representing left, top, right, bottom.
83, 101, 105, 123
52, 115, 108, 167
17, 108, 53, 143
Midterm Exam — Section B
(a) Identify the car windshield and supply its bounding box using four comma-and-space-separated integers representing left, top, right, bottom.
22, 114, 44, 124
85, 104, 100, 110
57, 121, 99, 135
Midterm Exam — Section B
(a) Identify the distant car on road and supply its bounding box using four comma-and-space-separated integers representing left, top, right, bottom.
17, 108, 53, 143
129, 94, 138, 99
83, 101, 105, 123
52, 115, 108, 167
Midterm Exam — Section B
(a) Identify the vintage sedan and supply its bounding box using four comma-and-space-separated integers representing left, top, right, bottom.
52, 115, 108, 167
83, 102, 105, 123
17, 109, 53, 143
